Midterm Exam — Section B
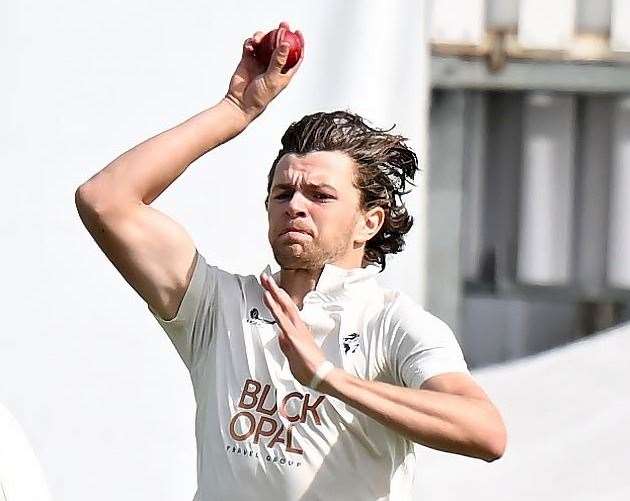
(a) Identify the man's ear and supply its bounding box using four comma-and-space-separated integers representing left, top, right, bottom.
355, 206, 385, 244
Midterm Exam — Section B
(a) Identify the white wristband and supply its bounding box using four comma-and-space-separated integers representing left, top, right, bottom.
309, 360, 335, 390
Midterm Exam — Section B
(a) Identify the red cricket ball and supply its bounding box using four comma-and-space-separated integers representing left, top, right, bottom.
254, 27, 302, 72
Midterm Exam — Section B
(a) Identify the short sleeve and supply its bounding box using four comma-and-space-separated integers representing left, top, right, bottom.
147, 250, 218, 370
386, 295, 471, 388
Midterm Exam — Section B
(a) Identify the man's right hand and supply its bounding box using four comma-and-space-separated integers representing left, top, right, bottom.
224, 21, 304, 122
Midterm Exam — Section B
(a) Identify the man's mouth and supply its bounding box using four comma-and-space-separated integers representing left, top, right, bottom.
281, 227, 311, 236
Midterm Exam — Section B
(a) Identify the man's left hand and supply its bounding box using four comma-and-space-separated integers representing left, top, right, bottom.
260, 272, 328, 387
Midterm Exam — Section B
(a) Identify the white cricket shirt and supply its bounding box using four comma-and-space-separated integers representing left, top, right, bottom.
149, 250, 471, 501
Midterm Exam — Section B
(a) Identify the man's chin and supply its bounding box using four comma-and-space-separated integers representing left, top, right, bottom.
273, 245, 321, 268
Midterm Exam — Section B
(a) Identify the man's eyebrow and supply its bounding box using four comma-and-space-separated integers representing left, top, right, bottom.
272, 183, 338, 192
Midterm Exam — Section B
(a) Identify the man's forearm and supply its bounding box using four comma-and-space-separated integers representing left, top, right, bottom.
319, 369, 505, 462
78, 97, 252, 207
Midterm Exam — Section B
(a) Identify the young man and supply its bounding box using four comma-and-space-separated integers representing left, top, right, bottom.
75, 22, 506, 501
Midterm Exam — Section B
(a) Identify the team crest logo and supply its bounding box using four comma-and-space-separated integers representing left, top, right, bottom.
342, 332, 360, 354
247, 307, 276, 325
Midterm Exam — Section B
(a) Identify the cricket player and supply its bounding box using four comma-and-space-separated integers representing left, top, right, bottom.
75, 22, 506, 501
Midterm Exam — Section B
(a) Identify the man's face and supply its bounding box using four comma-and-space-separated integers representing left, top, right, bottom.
267, 150, 363, 270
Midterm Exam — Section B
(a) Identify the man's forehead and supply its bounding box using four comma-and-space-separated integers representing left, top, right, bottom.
273, 151, 354, 184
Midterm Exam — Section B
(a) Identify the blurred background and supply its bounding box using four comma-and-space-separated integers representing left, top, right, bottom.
1, 0, 628, 500
428, 0, 630, 368
419, 2, 630, 499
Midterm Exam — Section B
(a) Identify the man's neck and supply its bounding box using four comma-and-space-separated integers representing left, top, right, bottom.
278, 253, 365, 310
281, 264, 366, 310
279, 267, 323, 311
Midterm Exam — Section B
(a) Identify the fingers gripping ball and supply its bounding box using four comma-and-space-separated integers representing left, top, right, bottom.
254, 27, 303, 72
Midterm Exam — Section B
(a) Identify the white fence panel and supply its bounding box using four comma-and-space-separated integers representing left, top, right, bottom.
611, 0, 630, 51
519, 0, 576, 49
430, 0, 486, 44
517, 93, 576, 285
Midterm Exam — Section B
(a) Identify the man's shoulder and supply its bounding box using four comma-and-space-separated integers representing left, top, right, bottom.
376, 287, 447, 333
199, 257, 259, 284
375, 285, 413, 314
196, 257, 263, 301
357, 283, 411, 329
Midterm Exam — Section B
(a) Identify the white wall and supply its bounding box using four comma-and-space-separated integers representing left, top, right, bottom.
0, 1, 429, 500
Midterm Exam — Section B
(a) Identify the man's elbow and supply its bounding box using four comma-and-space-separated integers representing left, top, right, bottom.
75, 181, 138, 217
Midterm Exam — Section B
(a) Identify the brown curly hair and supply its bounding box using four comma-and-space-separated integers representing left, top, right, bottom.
264, 110, 420, 272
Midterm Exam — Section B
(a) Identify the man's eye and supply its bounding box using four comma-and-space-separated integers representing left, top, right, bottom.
315, 193, 332, 200
273, 192, 333, 201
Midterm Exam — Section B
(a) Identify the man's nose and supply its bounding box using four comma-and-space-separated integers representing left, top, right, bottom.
285, 192, 308, 216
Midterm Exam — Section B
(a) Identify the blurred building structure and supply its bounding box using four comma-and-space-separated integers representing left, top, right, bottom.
427, 0, 630, 367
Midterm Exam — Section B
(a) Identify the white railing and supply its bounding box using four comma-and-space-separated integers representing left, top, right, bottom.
430, 0, 630, 57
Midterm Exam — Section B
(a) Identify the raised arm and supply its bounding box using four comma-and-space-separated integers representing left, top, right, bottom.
75, 22, 304, 320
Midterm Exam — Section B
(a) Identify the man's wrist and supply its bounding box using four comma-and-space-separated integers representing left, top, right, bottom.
315, 367, 347, 397
222, 95, 261, 125
309, 360, 335, 391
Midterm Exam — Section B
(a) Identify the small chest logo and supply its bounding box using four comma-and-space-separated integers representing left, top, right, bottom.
342, 332, 360, 354
247, 307, 276, 325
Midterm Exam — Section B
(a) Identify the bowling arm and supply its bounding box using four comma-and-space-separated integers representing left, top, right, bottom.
75, 98, 251, 208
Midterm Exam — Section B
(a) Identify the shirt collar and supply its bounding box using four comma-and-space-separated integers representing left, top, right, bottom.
259, 262, 381, 299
